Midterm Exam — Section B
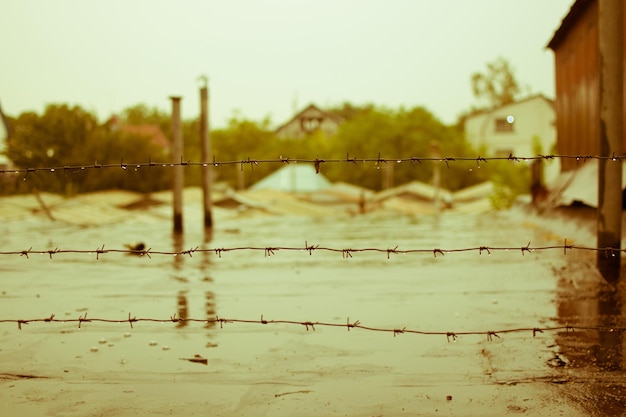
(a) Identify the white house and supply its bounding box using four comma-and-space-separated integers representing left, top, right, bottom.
464, 94, 558, 182
464, 95, 556, 157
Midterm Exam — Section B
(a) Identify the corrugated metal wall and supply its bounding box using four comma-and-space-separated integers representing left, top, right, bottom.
550, 0, 626, 171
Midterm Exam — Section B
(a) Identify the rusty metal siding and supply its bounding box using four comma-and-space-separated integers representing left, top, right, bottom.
550, 0, 626, 171
552, 1, 599, 171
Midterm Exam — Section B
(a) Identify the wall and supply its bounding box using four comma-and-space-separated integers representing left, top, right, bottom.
464, 97, 555, 150
550, 0, 626, 171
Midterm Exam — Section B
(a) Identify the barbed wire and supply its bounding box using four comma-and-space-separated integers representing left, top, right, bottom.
0, 152, 622, 176
1, 240, 623, 259
0, 312, 620, 342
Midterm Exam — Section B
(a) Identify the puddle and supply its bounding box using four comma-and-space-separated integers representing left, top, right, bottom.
0, 207, 619, 415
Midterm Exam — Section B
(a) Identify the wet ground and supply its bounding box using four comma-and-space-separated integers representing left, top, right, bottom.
0, 198, 625, 416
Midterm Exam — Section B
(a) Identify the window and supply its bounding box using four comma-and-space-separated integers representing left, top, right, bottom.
301, 117, 321, 132
495, 115, 515, 132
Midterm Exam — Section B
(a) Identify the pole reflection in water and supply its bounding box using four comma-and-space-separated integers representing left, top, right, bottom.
172, 233, 188, 328
170, 231, 218, 337
202, 229, 217, 345
205, 290, 216, 329
555, 271, 626, 414
177, 290, 189, 328
594, 290, 623, 371
172, 232, 184, 272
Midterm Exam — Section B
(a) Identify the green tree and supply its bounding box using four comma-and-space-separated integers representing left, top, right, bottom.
328, 102, 374, 121
471, 57, 521, 109
324, 105, 474, 191
121, 104, 169, 133
211, 116, 276, 189
6, 104, 98, 194
5, 103, 171, 194
7, 104, 97, 169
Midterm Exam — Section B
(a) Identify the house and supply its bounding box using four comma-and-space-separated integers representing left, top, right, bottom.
547, 0, 626, 172
464, 95, 556, 158
464, 95, 559, 183
275, 104, 343, 139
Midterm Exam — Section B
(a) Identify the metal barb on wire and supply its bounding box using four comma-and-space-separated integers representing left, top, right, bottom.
314, 157, 324, 174
387, 246, 399, 259
305, 241, 319, 255
486, 331, 500, 342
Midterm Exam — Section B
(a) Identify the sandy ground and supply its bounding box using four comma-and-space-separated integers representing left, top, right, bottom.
0, 191, 624, 416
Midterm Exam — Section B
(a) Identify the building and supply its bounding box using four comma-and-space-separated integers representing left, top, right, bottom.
275, 103, 343, 139
547, 0, 626, 172
463, 94, 557, 159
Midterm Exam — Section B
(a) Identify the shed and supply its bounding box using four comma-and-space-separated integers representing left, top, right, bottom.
547, 0, 626, 172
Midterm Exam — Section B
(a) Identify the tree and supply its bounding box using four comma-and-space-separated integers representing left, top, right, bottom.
323, 105, 475, 191
7, 104, 97, 169
211, 117, 276, 189
4, 103, 171, 194
471, 57, 521, 109
328, 102, 374, 121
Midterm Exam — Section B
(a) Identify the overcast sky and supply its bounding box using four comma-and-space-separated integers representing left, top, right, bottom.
0, 0, 573, 129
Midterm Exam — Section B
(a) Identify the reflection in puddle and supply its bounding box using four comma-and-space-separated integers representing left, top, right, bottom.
595, 290, 623, 372
557, 288, 624, 371
171, 230, 218, 334
172, 232, 184, 271
205, 290, 216, 328
555, 268, 626, 414
8, 209, 623, 413
176, 291, 188, 328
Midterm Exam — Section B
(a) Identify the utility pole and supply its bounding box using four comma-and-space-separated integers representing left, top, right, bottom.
170, 96, 184, 234
199, 76, 213, 230
597, 0, 623, 283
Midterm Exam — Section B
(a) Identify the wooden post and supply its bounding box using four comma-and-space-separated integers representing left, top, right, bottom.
199, 77, 213, 229
170, 96, 184, 234
597, 0, 623, 283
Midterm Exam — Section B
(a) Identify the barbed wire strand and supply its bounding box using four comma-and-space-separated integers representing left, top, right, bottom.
1, 241, 623, 259
1, 153, 622, 176
0, 313, 620, 342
